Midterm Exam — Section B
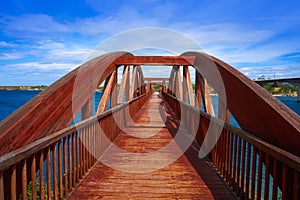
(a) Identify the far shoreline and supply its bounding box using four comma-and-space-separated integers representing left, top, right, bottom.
0, 86, 47, 91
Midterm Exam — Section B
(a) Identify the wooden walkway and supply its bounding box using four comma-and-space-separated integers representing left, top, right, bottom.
69, 93, 235, 199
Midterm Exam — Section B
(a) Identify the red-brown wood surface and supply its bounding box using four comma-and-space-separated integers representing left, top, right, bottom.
115, 56, 195, 66
181, 52, 300, 157
69, 93, 235, 199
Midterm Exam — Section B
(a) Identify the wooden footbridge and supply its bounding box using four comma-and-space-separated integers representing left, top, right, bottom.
0, 52, 299, 199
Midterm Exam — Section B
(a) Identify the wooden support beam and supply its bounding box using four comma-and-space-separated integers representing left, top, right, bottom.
183, 66, 195, 106
115, 56, 195, 66
137, 66, 143, 96
125, 67, 130, 101
163, 80, 166, 92
117, 65, 130, 103
196, 71, 215, 116
135, 68, 139, 97
169, 67, 176, 96
130, 66, 138, 100
144, 78, 169, 81
195, 71, 202, 108
203, 79, 214, 116
96, 71, 117, 114
183, 67, 187, 103
174, 66, 182, 101
110, 69, 118, 107
147, 82, 151, 92
139, 67, 145, 94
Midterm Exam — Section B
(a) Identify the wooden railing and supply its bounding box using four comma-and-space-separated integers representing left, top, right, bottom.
0, 92, 151, 200
162, 92, 300, 200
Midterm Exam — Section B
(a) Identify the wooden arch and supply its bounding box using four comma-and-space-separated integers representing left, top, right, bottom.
0, 52, 141, 155
0, 51, 299, 157
175, 52, 300, 156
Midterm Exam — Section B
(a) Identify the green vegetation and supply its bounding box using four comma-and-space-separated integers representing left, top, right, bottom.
191, 82, 297, 96
151, 84, 160, 90
262, 82, 297, 96
0, 85, 47, 90
19, 179, 48, 200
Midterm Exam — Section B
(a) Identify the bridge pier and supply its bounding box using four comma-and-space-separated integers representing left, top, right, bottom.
298, 83, 300, 102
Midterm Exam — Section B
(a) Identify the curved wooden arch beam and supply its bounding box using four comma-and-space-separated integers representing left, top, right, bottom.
110, 69, 118, 108
0, 52, 133, 155
181, 52, 300, 156
117, 65, 130, 103
97, 70, 117, 114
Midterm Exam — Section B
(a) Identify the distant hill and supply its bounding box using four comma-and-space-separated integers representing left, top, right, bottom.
0, 85, 47, 90
262, 82, 297, 96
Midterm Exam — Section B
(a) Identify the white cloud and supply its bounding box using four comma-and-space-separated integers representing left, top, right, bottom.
25, 40, 94, 63
0, 14, 70, 38
0, 1, 299, 86
173, 23, 273, 47
206, 40, 300, 64
0, 41, 17, 47
238, 64, 300, 79
0, 52, 24, 60
45, 48, 92, 62
2, 62, 78, 71
36, 40, 66, 49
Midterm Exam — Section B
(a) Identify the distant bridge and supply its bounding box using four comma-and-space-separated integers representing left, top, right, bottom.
0, 52, 299, 199
255, 77, 300, 101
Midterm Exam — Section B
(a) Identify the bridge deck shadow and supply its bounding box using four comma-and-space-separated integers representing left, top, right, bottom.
69, 93, 235, 199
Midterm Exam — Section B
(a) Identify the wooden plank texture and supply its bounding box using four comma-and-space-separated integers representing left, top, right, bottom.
115, 56, 195, 66
69, 93, 234, 199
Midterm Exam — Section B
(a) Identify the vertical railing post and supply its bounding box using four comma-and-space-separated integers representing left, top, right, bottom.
10, 165, 16, 200
58, 141, 63, 199
251, 147, 257, 200
39, 152, 45, 200
63, 137, 68, 196
53, 145, 58, 200
46, 147, 51, 199
31, 155, 37, 200
0, 171, 4, 200
21, 160, 27, 200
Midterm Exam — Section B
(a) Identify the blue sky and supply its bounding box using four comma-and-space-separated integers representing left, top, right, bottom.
0, 0, 300, 85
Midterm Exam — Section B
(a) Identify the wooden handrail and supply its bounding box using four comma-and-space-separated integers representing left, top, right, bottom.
0, 91, 152, 200
162, 92, 300, 171
0, 92, 150, 171
162, 91, 300, 199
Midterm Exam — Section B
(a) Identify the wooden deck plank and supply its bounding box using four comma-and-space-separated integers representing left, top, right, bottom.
69, 93, 235, 199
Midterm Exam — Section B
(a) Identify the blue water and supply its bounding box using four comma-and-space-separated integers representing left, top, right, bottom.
0, 90, 41, 122
0, 90, 299, 124
276, 96, 300, 115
